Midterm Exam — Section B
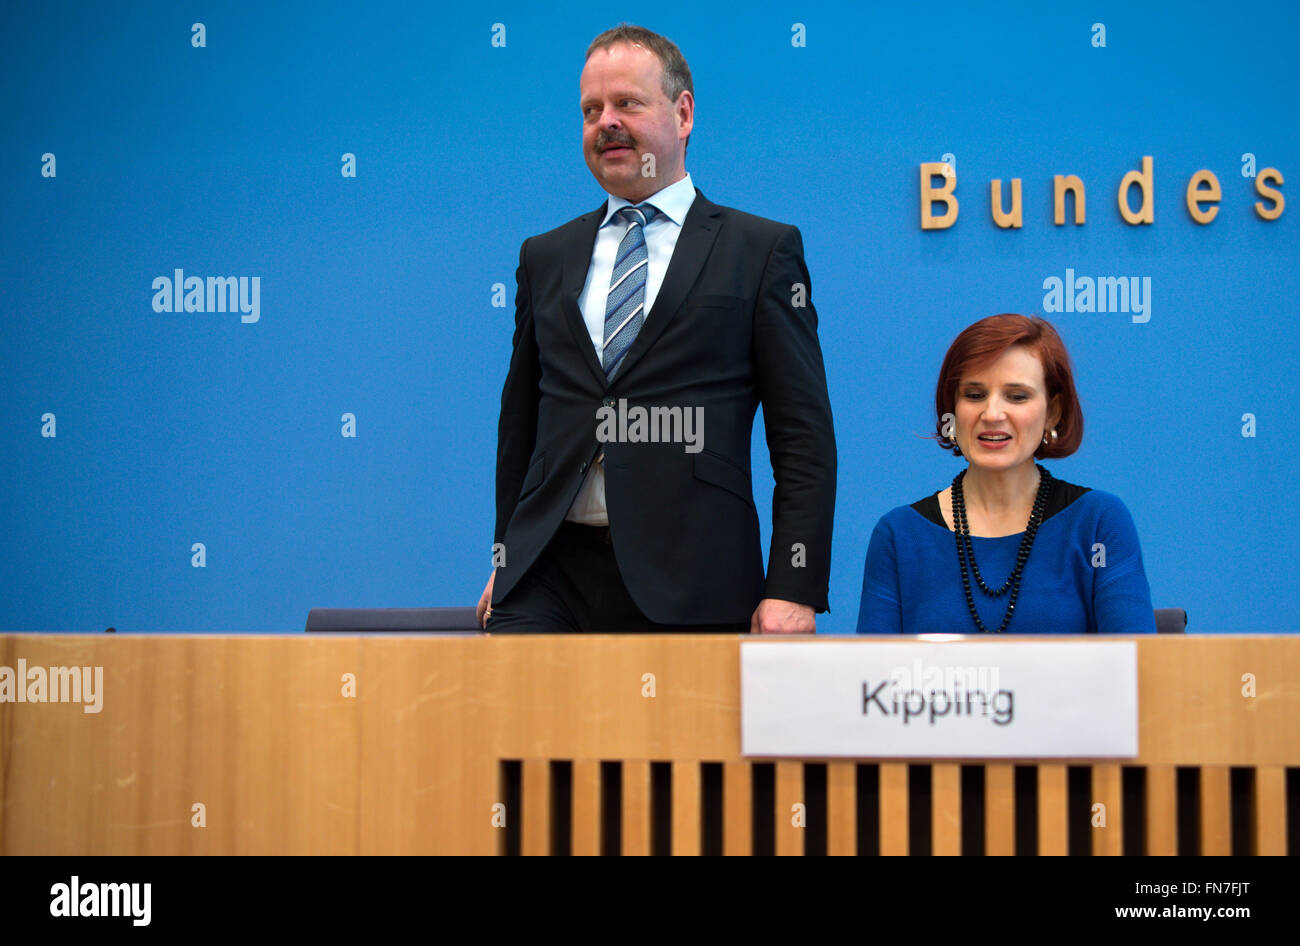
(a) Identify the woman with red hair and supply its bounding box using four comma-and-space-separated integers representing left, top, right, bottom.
856, 314, 1155, 634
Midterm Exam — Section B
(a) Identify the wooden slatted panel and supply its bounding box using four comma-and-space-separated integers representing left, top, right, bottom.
622, 760, 651, 856
826, 762, 856, 856
723, 761, 752, 856
496, 761, 509, 856
1253, 765, 1287, 855
1037, 764, 1068, 856
880, 763, 908, 855
775, 761, 803, 857
986, 763, 1015, 856
1144, 765, 1177, 856
1199, 766, 1231, 855
4, 634, 1299, 857
572, 760, 601, 856
521, 759, 551, 856
1091, 764, 1123, 856
932, 763, 961, 856
670, 760, 700, 856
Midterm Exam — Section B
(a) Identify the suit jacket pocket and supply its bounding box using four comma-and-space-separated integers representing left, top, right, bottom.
518, 453, 545, 500
687, 293, 747, 311
693, 449, 754, 507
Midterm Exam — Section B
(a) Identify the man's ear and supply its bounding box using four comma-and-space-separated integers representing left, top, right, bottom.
675, 90, 694, 140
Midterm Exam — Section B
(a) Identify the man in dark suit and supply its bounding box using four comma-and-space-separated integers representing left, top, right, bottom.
477, 25, 836, 633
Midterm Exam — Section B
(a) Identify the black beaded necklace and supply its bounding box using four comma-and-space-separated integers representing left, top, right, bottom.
951, 463, 1053, 633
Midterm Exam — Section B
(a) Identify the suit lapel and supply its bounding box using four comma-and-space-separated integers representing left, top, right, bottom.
558, 188, 724, 390
610, 189, 722, 385
560, 201, 610, 389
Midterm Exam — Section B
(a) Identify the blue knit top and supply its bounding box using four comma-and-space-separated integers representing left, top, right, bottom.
855, 477, 1156, 634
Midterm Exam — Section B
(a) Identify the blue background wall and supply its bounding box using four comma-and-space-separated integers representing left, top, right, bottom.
3, 1, 1295, 633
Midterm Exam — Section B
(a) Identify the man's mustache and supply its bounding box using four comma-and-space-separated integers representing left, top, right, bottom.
596, 134, 636, 152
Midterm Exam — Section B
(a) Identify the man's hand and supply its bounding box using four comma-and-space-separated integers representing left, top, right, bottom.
750, 598, 816, 634
476, 571, 496, 629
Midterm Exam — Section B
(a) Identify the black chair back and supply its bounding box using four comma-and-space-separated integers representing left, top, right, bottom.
305, 607, 480, 633
1154, 608, 1187, 634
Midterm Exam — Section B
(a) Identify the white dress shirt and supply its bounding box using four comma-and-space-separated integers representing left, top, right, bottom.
566, 173, 697, 525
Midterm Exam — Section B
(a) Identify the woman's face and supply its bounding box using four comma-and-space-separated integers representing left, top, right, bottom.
953, 344, 1060, 473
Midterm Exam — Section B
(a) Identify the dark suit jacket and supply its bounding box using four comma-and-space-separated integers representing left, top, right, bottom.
492, 187, 837, 624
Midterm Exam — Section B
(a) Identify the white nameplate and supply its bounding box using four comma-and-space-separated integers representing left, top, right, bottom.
741, 640, 1138, 758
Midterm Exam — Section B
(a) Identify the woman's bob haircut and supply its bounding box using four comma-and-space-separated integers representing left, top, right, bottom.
934, 314, 1083, 459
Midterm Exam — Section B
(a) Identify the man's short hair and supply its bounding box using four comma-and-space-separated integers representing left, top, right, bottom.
586, 25, 693, 153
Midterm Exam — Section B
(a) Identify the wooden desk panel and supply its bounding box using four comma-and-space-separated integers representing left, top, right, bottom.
0, 635, 1295, 855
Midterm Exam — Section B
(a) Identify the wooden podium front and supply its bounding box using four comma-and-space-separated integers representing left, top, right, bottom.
0, 634, 1294, 855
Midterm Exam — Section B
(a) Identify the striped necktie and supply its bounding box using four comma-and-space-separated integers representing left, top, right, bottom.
601, 203, 659, 379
